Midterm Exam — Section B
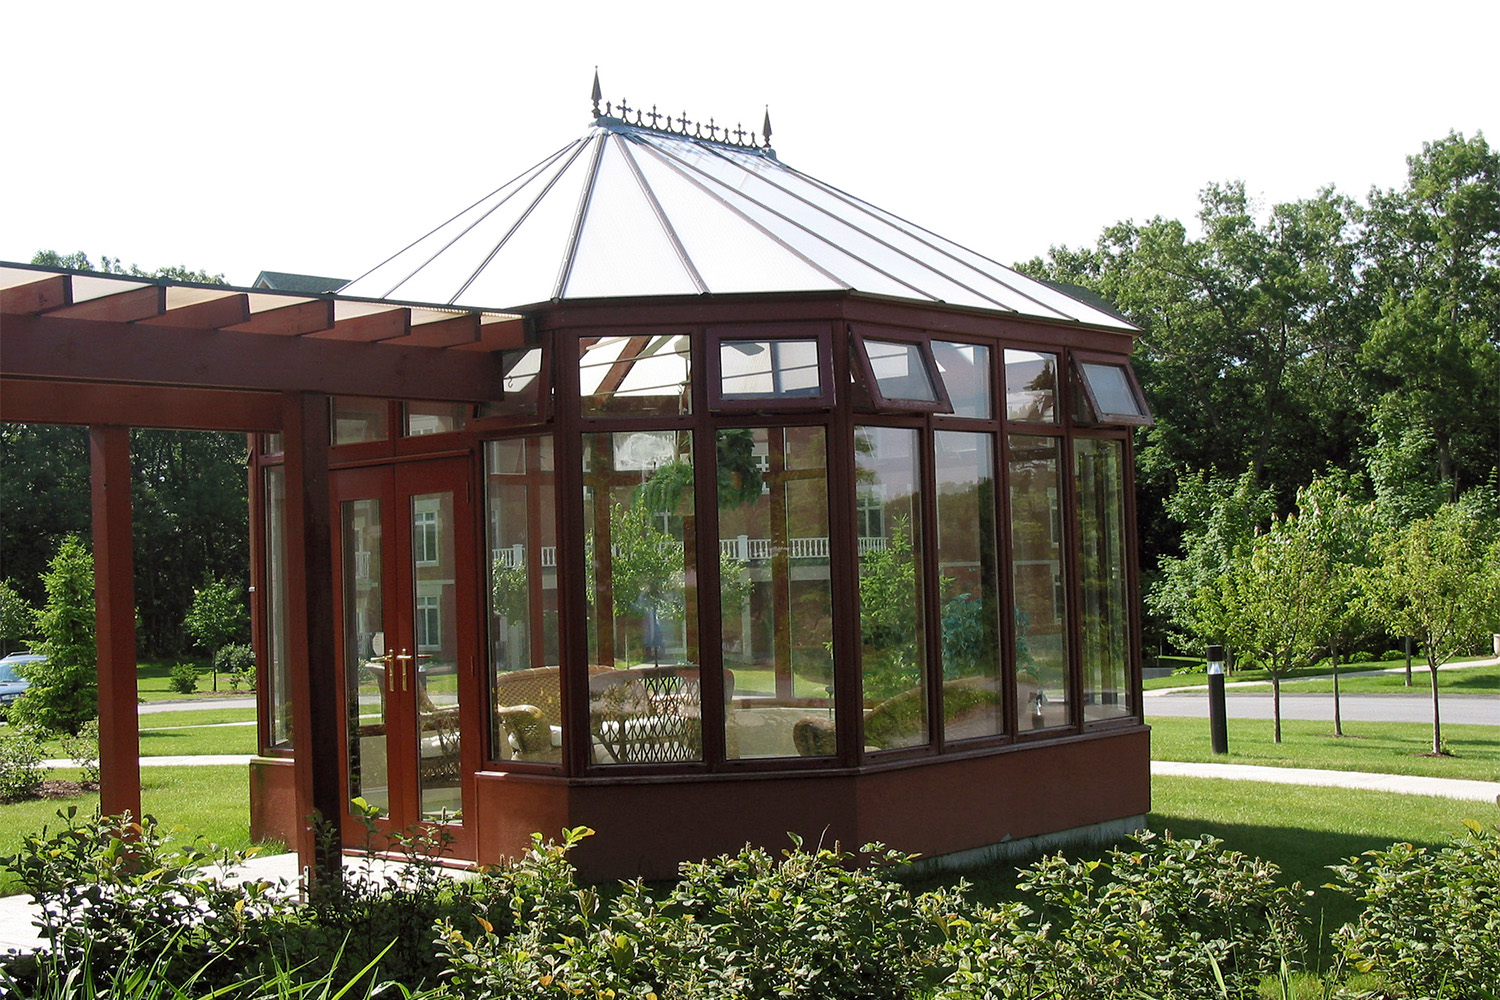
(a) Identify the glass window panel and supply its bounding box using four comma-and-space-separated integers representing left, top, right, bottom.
1076, 438, 1131, 721
582, 430, 702, 763
854, 426, 928, 750
1009, 435, 1070, 730
405, 402, 468, 437
935, 431, 1002, 741
342, 499, 388, 814
1005, 350, 1058, 423
580, 334, 691, 418
1080, 362, 1147, 419
932, 342, 992, 419
864, 339, 938, 402
264, 466, 291, 748
332, 397, 388, 445
486, 437, 562, 764
261, 433, 284, 455
411, 490, 462, 820
477, 347, 547, 420
719, 339, 823, 400
718, 427, 836, 759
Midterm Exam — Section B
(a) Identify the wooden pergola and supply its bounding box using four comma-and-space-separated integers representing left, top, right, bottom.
0, 262, 525, 877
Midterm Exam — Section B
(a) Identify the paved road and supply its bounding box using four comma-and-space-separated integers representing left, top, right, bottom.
1145, 691, 1499, 725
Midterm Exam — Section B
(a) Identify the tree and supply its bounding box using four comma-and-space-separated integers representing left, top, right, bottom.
11, 536, 97, 735
1360, 133, 1500, 513
1218, 512, 1328, 743
1148, 469, 1276, 658
0, 580, 36, 655
1293, 477, 1376, 737
1362, 501, 1500, 755
182, 578, 248, 656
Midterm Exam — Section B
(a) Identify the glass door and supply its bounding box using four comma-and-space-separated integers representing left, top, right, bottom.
335, 458, 477, 854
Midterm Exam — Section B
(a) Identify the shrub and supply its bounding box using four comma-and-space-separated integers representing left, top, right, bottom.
1379, 648, 1407, 661
10, 537, 96, 735
169, 662, 201, 694
1327, 814, 1500, 997
215, 642, 256, 692
0, 731, 46, 802
59, 718, 99, 787
183, 578, 248, 654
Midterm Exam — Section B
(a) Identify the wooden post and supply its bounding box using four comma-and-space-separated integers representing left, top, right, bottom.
90, 426, 142, 820
280, 392, 342, 885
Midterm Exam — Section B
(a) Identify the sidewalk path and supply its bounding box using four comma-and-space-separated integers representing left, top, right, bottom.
1147, 655, 1499, 697
1152, 760, 1500, 802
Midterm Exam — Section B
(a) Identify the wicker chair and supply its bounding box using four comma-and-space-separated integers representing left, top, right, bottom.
792, 677, 1002, 755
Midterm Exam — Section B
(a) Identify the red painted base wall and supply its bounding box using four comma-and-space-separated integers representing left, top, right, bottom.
250, 728, 1149, 881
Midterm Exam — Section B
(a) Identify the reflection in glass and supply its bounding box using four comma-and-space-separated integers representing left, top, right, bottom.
405, 402, 468, 436
1076, 438, 1131, 721
863, 340, 938, 402
935, 431, 1002, 741
265, 467, 291, 748
932, 342, 992, 419
582, 430, 702, 763
1009, 436, 1069, 730
579, 335, 691, 417
343, 499, 388, 814
1004, 350, 1057, 423
332, 397, 388, 445
854, 426, 927, 749
1077, 362, 1148, 422
477, 348, 547, 420
717, 427, 836, 759
411, 491, 463, 819
718, 339, 822, 400
486, 437, 562, 763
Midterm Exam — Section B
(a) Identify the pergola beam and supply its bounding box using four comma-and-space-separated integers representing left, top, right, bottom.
2, 314, 507, 403
1, 378, 281, 431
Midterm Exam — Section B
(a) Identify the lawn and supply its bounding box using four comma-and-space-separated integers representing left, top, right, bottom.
0, 764, 280, 896
1147, 716, 1500, 782
1144, 654, 1494, 691
135, 657, 255, 702
1275, 662, 1498, 695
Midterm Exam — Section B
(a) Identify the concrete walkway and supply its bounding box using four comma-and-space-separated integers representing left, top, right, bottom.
4, 759, 1497, 957
1146, 655, 1499, 697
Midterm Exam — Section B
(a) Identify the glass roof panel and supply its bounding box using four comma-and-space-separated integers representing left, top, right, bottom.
564, 137, 700, 299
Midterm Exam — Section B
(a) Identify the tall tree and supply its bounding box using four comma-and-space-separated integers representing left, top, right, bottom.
1362, 501, 1500, 754
1360, 132, 1500, 516
11, 536, 97, 735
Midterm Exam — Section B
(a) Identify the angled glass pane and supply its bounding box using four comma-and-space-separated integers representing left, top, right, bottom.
854, 425, 928, 750
1009, 435, 1070, 731
1004, 350, 1058, 423
1080, 362, 1147, 419
719, 339, 822, 400
864, 339, 938, 403
932, 341, 991, 419
934, 431, 1002, 741
718, 427, 835, 759
579, 334, 691, 418
1076, 438, 1131, 721
582, 430, 702, 763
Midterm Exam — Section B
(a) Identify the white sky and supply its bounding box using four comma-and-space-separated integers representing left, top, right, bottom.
3, 0, 1496, 290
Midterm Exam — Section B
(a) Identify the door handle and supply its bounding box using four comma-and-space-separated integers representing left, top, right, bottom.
394, 651, 414, 690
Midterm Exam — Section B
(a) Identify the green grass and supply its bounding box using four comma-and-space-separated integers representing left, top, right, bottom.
0, 765, 281, 895
1276, 662, 1498, 695
138, 723, 257, 757
1144, 654, 1494, 691
138, 707, 257, 727
135, 657, 255, 702
1148, 716, 1500, 781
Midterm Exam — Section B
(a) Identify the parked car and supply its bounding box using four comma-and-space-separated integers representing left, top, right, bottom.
0, 651, 45, 716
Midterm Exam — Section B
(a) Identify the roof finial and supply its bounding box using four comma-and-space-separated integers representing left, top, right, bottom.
591, 68, 602, 118
763, 107, 773, 146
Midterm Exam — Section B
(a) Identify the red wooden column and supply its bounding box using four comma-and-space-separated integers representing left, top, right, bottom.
90, 426, 142, 819
280, 392, 342, 884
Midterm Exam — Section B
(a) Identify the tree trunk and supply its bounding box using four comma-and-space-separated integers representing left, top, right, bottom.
1429, 658, 1444, 755
1272, 662, 1283, 744
1331, 645, 1344, 738
1404, 636, 1412, 687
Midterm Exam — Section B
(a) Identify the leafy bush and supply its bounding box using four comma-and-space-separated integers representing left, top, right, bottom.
216, 643, 257, 692
169, 661, 201, 694
1327, 814, 1500, 997
58, 718, 99, 787
1379, 649, 1408, 661
10, 536, 96, 735
0, 731, 46, 802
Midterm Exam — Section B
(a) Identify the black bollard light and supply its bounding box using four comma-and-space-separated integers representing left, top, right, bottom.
1207, 644, 1228, 754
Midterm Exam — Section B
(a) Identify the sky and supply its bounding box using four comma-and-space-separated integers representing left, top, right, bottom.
2, 0, 1496, 290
